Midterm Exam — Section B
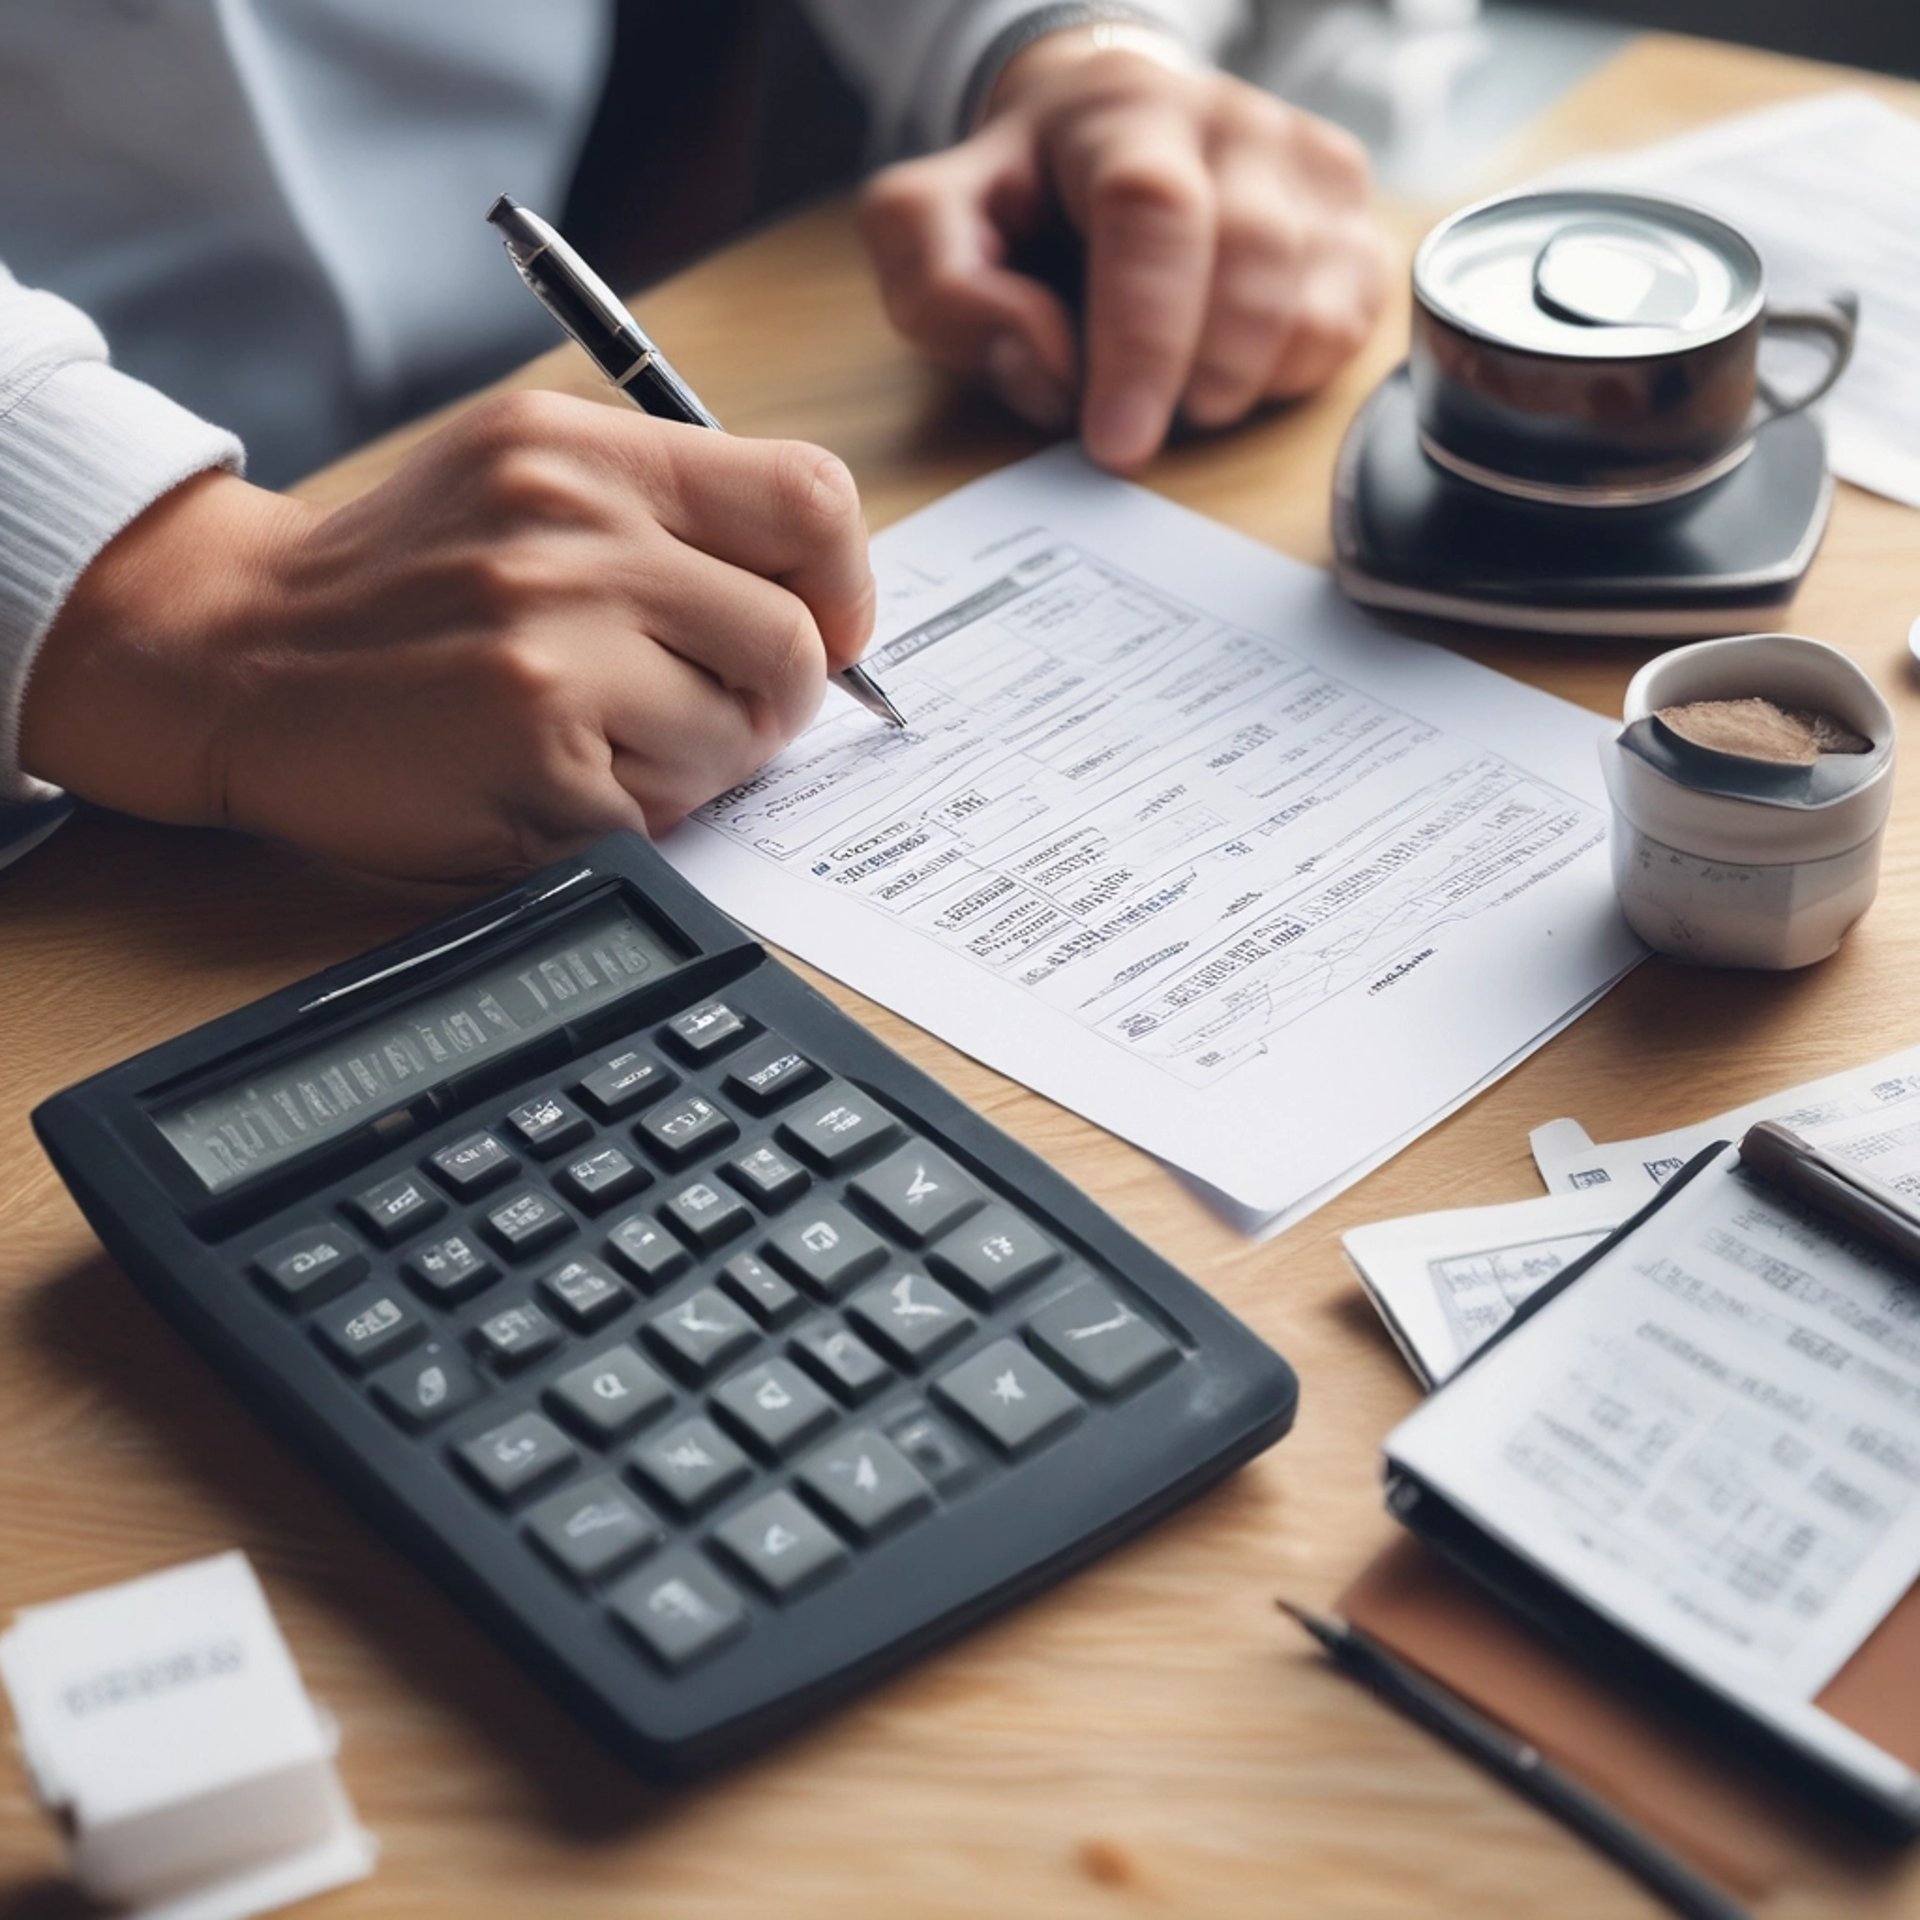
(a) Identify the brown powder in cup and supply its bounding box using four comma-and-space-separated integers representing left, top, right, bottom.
1655, 697, 1873, 766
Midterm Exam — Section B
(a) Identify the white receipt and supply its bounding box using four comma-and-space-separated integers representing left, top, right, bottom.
1550, 90, 1920, 509
661, 448, 1642, 1225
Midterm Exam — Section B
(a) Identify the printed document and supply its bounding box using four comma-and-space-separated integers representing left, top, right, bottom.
661, 448, 1641, 1223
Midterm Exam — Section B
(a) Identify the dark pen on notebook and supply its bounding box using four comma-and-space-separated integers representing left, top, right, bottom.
1739, 1119, 1920, 1268
485, 193, 906, 731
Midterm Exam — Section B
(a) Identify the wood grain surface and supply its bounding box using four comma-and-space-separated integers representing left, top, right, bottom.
5, 33, 1918, 1919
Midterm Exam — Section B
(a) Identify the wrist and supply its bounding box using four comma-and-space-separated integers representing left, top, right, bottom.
978, 12, 1196, 125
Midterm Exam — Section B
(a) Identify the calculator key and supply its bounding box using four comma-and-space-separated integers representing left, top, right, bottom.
777, 1082, 902, 1171
713, 1490, 849, 1601
404, 1232, 498, 1304
646, 1287, 758, 1379
254, 1225, 367, 1306
885, 1409, 978, 1492
473, 1300, 564, 1371
526, 1474, 661, 1584
849, 1143, 985, 1246
538, 1254, 630, 1330
797, 1429, 934, 1542
482, 1187, 574, 1261
455, 1411, 577, 1505
504, 1091, 592, 1159
933, 1339, 1083, 1456
927, 1205, 1061, 1304
314, 1284, 426, 1373
628, 1416, 752, 1516
576, 1047, 676, 1120
663, 1179, 752, 1250
371, 1342, 481, 1433
427, 1130, 516, 1197
720, 1253, 804, 1328
346, 1172, 447, 1247
605, 1212, 691, 1291
635, 1091, 738, 1168
792, 1324, 891, 1404
723, 1038, 824, 1113
723, 1142, 811, 1210
546, 1345, 674, 1443
556, 1144, 651, 1214
763, 1204, 889, 1298
1027, 1283, 1179, 1397
663, 999, 755, 1060
711, 1358, 836, 1459
846, 1270, 975, 1367
609, 1553, 746, 1671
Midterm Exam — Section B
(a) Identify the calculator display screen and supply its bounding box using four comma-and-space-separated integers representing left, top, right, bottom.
153, 898, 678, 1193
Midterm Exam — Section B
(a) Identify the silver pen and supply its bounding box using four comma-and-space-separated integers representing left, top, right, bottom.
485, 193, 906, 730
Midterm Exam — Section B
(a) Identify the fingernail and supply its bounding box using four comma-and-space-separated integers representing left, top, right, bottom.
1087, 389, 1165, 470
986, 333, 1072, 432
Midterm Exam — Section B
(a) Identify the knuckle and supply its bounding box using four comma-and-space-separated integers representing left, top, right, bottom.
474, 445, 593, 523
451, 545, 567, 624
482, 631, 571, 710
773, 441, 861, 541
856, 162, 933, 236
1301, 117, 1372, 192
1094, 155, 1210, 226
464, 385, 573, 453
1225, 85, 1294, 147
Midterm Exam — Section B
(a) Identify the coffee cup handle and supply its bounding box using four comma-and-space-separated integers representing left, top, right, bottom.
1754, 292, 1859, 421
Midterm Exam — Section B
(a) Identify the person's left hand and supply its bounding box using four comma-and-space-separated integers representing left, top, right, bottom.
857, 27, 1391, 473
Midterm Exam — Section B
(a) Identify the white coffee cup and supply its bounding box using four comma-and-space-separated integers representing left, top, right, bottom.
1599, 633, 1895, 969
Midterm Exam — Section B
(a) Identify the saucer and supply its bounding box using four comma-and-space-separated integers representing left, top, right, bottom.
1332, 365, 1834, 637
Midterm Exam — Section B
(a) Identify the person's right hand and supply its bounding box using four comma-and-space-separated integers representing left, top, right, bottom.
18, 389, 876, 882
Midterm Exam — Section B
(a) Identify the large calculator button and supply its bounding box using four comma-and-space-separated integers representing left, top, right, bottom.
663, 1000, 755, 1061
628, 1416, 752, 1516
796, 1430, 934, 1542
404, 1231, 498, 1304
504, 1092, 592, 1159
525, 1474, 661, 1584
556, 1144, 651, 1214
723, 1142, 811, 1211
885, 1409, 978, 1492
576, 1048, 676, 1120
473, 1300, 564, 1372
347, 1173, 447, 1247
792, 1324, 891, 1404
723, 1039, 823, 1113
254, 1224, 367, 1306
635, 1092, 738, 1168
428, 1130, 517, 1197
720, 1253, 804, 1328
455, 1411, 577, 1505
847, 1270, 974, 1367
711, 1358, 836, 1459
1027, 1283, 1178, 1397
777, 1082, 902, 1171
762, 1204, 889, 1298
713, 1490, 849, 1601
927, 1205, 1061, 1304
609, 1552, 746, 1671
605, 1212, 691, 1291
645, 1287, 759, 1380
663, 1179, 752, 1251
546, 1345, 674, 1443
933, 1339, 1083, 1456
314, 1284, 426, 1374
482, 1187, 574, 1261
371, 1342, 481, 1433
539, 1254, 630, 1330
849, 1143, 985, 1246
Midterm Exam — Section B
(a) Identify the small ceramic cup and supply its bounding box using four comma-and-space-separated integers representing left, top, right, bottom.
1599, 633, 1895, 968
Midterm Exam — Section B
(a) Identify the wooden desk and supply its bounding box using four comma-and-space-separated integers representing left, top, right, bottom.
5, 32, 1918, 1918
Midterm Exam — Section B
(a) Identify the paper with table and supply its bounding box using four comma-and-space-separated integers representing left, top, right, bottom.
660, 447, 1641, 1228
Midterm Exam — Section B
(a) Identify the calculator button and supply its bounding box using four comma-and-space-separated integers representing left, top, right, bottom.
777, 1083, 902, 1171
763, 1204, 889, 1298
576, 1048, 676, 1120
720, 1253, 804, 1327
314, 1285, 426, 1373
605, 1212, 691, 1291
713, 1490, 849, 1601
428, 1131, 516, 1197
608, 1553, 746, 1671
628, 1416, 752, 1516
346, 1173, 447, 1247
849, 1143, 985, 1246
723, 1039, 824, 1113
711, 1359, 836, 1459
847, 1270, 975, 1367
927, 1206, 1061, 1304
792, 1324, 891, 1404
796, 1430, 934, 1542
370, 1343, 480, 1433
505, 1091, 592, 1159
526, 1474, 662, 1584
933, 1339, 1083, 1456
885, 1409, 978, 1492
404, 1232, 498, 1304
635, 1092, 738, 1168
473, 1300, 564, 1371
538, 1254, 630, 1330
556, 1144, 652, 1214
646, 1287, 759, 1380
455, 1411, 577, 1505
663, 1179, 752, 1250
482, 1187, 574, 1261
1027, 1283, 1178, 1397
663, 1000, 755, 1060
254, 1225, 367, 1306
546, 1345, 674, 1442
723, 1142, 811, 1211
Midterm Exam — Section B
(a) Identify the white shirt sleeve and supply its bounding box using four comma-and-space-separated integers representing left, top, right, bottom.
800, 0, 1248, 155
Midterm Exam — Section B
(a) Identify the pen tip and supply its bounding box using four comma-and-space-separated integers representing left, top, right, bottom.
486, 192, 520, 226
